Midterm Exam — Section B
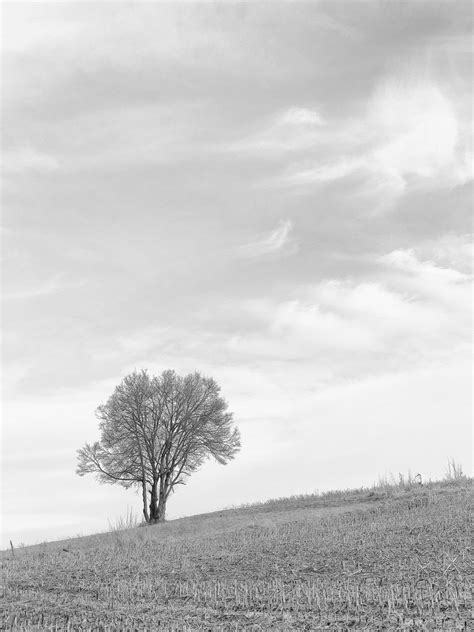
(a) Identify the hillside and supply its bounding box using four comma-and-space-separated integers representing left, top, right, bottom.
1, 479, 471, 631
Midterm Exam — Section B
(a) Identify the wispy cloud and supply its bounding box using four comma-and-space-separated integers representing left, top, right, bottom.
229, 107, 324, 155
2, 145, 59, 174
414, 234, 473, 274
4, 104, 211, 174
237, 220, 295, 258
274, 77, 472, 211
285, 157, 363, 186
378, 247, 472, 313
2, 275, 82, 301
226, 246, 471, 373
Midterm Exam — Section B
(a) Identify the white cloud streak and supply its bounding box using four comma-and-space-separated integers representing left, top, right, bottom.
2, 145, 60, 174
274, 77, 472, 210
2, 275, 83, 301
237, 220, 294, 258
229, 107, 325, 155
227, 247, 471, 370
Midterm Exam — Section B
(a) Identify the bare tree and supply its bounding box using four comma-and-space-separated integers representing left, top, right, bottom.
77, 369, 241, 523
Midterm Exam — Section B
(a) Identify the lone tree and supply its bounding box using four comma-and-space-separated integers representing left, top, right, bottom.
77, 369, 241, 523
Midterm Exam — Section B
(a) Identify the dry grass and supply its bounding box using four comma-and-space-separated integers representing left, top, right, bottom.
1, 478, 471, 631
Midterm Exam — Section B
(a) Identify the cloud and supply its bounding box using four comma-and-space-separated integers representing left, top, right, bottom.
280, 107, 324, 127
414, 233, 473, 274
365, 78, 470, 190
229, 107, 325, 155
270, 297, 378, 352
227, 282, 439, 362
4, 103, 211, 174
2, 277, 61, 301
2, 4, 235, 74
378, 246, 472, 317
2, 145, 59, 174
276, 77, 472, 210
225, 245, 471, 376
285, 157, 363, 185
379, 248, 469, 284
2, 275, 83, 301
237, 220, 295, 258
2, 7, 80, 55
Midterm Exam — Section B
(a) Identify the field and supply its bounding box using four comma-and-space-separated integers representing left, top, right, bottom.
1, 479, 471, 631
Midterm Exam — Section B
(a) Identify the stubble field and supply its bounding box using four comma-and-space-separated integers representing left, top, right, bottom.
1, 480, 471, 631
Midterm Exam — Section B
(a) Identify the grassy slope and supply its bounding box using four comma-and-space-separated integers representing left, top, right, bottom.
1, 479, 471, 631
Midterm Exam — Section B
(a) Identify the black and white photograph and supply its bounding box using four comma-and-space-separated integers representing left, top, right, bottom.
1, 1, 472, 630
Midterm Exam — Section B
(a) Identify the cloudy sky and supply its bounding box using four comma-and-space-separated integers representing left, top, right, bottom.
1, 1, 472, 547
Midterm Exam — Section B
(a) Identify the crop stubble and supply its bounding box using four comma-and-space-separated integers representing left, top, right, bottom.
1, 485, 471, 631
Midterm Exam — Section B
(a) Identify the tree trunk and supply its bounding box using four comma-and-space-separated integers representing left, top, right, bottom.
146, 478, 167, 524
142, 479, 150, 524
149, 480, 158, 523
156, 493, 166, 522
155, 477, 167, 522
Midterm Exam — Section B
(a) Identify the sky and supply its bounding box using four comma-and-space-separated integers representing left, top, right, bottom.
1, 1, 472, 548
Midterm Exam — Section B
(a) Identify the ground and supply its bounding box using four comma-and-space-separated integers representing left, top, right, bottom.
1, 480, 471, 631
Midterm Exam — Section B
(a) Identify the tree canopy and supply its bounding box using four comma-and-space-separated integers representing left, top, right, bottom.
77, 369, 241, 523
